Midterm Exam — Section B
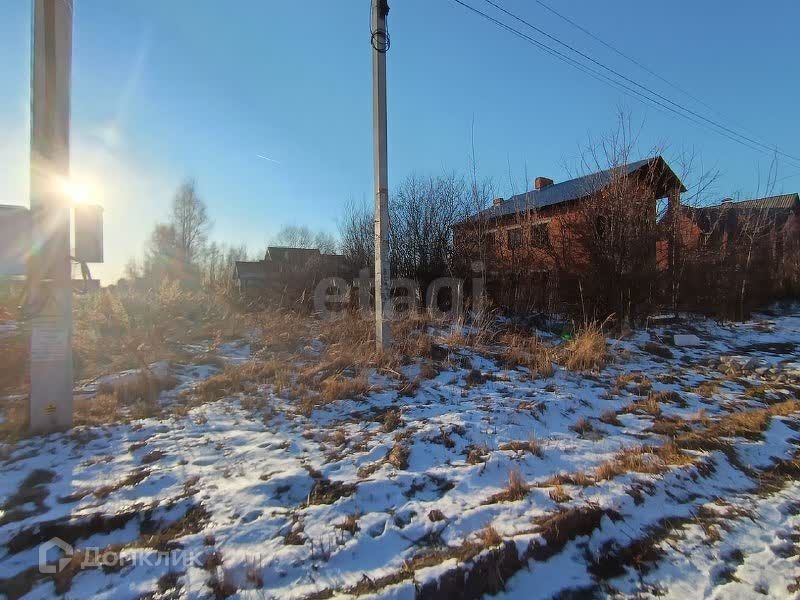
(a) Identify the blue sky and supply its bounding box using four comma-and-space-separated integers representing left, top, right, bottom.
2, 0, 799, 282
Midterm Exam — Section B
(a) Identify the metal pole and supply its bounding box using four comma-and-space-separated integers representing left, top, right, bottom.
371, 0, 391, 350
29, 0, 74, 433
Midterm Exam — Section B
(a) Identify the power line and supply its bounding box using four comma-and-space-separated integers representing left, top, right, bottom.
532, 0, 716, 114
532, 0, 776, 154
479, 0, 800, 166
447, 0, 800, 170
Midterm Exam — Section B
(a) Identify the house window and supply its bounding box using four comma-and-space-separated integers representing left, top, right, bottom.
507, 227, 522, 249
530, 223, 550, 248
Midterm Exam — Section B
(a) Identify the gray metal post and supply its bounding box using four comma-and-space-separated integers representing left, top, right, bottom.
29, 0, 74, 433
371, 0, 391, 350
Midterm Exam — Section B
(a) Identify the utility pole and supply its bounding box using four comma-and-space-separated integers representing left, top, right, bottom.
371, 0, 391, 350
28, 0, 74, 433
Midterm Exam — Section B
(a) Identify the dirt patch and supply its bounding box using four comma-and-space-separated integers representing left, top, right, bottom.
530, 505, 622, 561
305, 479, 357, 506
58, 470, 150, 503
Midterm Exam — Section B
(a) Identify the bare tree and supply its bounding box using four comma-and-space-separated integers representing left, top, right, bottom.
552, 113, 665, 324
200, 242, 249, 295
338, 200, 374, 270
170, 179, 211, 266
143, 223, 181, 281
270, 224, 338, 254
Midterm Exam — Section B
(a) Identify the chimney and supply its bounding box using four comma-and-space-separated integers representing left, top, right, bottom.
493, 197, 504, 206
535, 177, 554, 190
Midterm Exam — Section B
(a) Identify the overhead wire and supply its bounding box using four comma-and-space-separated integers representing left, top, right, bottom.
447, 0, 800, 171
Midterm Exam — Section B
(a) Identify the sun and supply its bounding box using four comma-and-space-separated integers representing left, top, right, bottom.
61, 179, 92, 204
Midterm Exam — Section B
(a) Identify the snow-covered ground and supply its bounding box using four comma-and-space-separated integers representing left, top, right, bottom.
1, 310, 800, 599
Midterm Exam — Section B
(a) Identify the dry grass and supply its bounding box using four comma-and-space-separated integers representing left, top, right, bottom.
561, 321, 608, 372
0, 395, 29, 442
570, 417, 595, 435
549, 485, 572, 503
710, 400, 800, 440
98, 370, 178, 405
74, 394, 120, 426
695, 380, 721, 398
501, 332, 556, 378
381, 409, 402, 433
541, 471, 594, 488
499, 435, 544, 458
599, 410, 621, 426
484, 470, 530, 504
475, 524, 503, 547
594, 442, 694, 481
256, 308, 310, 355
0, 332, 28, 396
387, 443, 410, 470
320, 375, 370, 403
621, 395, 662, 417
335, 513, 361, 535
615, 372, 652, 395
649, 390, 685, 406
73, 283, 246, 380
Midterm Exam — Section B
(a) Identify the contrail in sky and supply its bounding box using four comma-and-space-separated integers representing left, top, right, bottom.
257, 154, 281, 164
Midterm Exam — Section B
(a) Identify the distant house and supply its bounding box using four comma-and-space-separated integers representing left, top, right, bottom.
669, 193, 799, 252
234, 246, 354, 299
454, 156, 685, 310
660, 193, 800, 315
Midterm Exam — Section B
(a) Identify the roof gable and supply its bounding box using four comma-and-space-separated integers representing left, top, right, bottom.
466, 156, 685, 222
264, 247, 322, 263
234, 261, 267, 279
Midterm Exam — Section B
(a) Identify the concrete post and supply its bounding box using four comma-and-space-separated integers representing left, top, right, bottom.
29, 0, 74, 433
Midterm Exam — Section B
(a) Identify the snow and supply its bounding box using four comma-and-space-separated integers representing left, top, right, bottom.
673, 333, 702, 347
1, 309, 800, 598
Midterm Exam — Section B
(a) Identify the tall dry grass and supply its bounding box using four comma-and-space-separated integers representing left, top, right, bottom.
501, 332, 555, 378
560, 321, 608, 372
73, 281, 246, 379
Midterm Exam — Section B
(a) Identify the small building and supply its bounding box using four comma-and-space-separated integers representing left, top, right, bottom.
234, 246, 354, 300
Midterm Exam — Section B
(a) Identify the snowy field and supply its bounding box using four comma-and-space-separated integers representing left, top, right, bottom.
1, 310, 800, 599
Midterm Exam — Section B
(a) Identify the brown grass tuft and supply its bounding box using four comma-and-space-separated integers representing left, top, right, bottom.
501, 332, 556, 378
499, 435, 544, 458
484, 470, 530, 504
599, 410, 621, 426
387, 443, 410, 470
594, 442, 694, 481
570, 417, 594, 435
542, 471, 594, 487
621, 394, 662, 417
475, 524, 503, 547
549, 485, 571, 504
615, 372, 652, 395
695, 380, 720, 398
561, 322, 607, 372
320, 374, 370, 403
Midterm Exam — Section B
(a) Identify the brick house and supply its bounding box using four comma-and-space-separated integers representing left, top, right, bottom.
660, 193, 800, 315
454, 156, 685, 313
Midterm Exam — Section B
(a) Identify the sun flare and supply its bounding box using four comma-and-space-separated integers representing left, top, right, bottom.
62, 179, 92, 204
